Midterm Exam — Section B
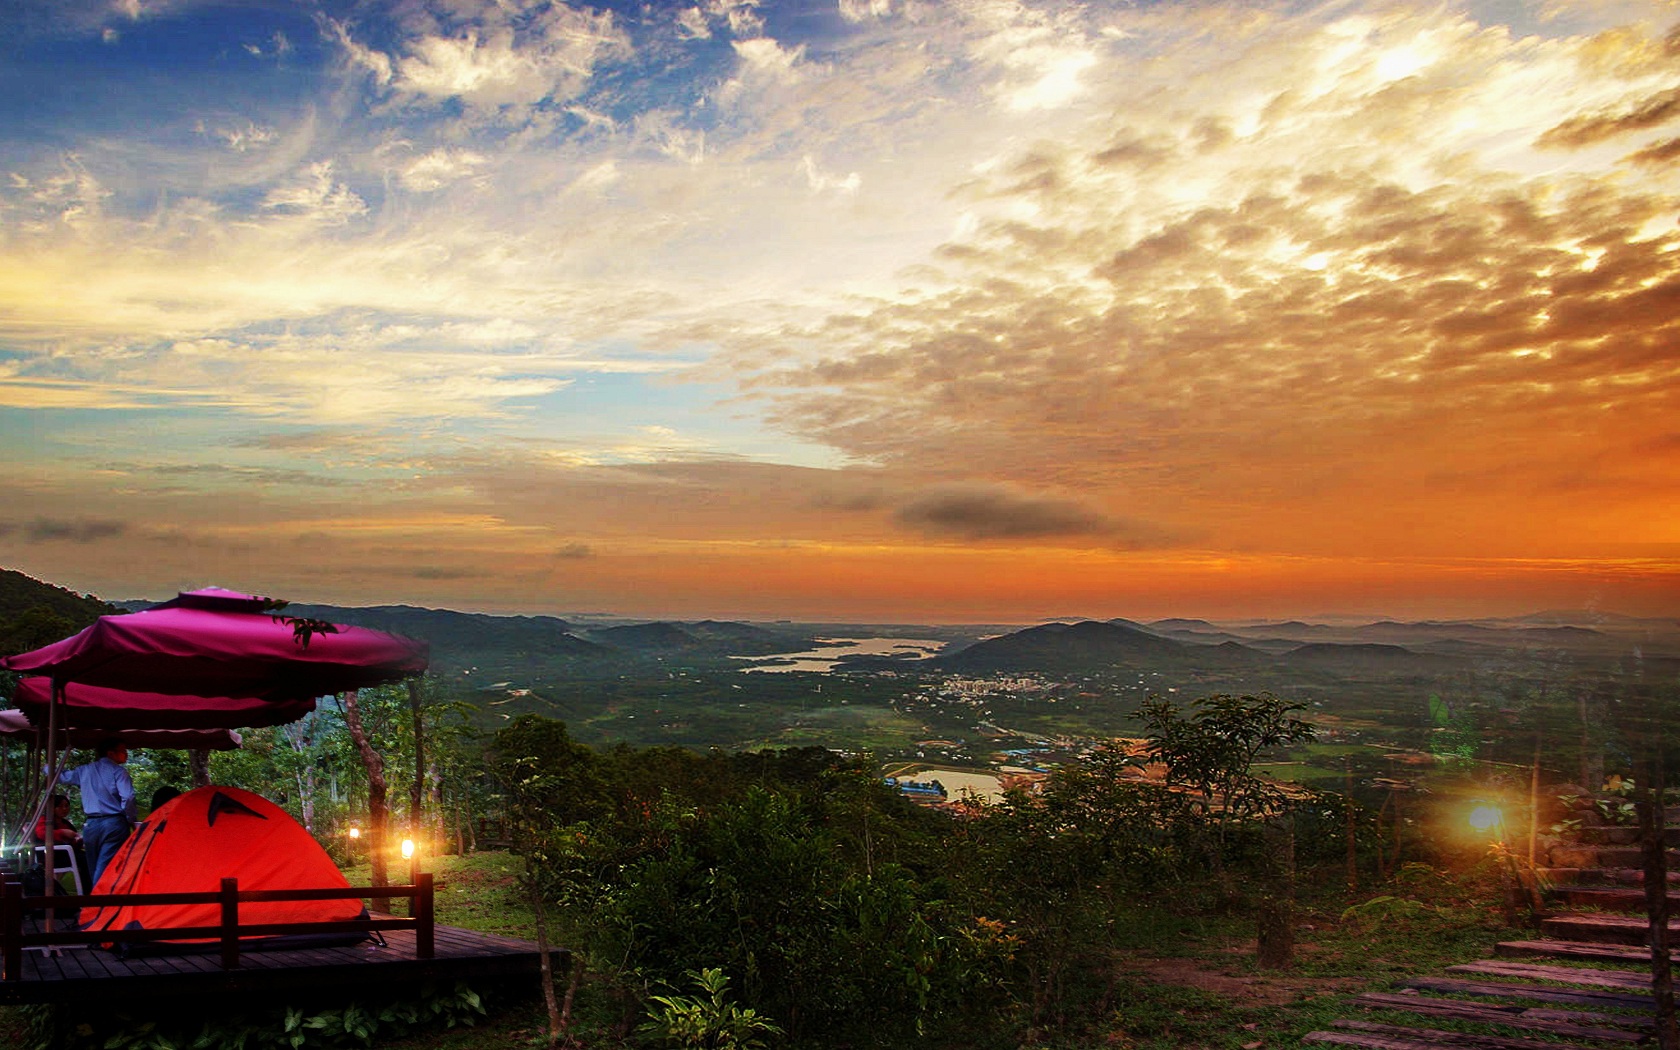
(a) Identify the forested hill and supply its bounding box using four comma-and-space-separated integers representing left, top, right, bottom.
931, 618, 1282, 674
0, 569, 115, 656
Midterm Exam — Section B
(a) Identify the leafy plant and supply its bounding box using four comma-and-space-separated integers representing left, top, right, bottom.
1340, 894, 1442, 923
16, 982, 486, 1050
638, 968, 782, 1050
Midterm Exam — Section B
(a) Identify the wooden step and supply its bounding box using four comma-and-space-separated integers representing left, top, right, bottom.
1557, 886, 1680, 913
1543, 912, 1680, 946
1327, 1018, 1642, 1049
1498, 938, 1671, 964
1584, 847, 1680, 868
1400, 976, 1654, 1011
1578, 825, 1680, 847
1353, 992, 1648, 1041
1538, 867, 1679, 887
1446, 960, 1651, 990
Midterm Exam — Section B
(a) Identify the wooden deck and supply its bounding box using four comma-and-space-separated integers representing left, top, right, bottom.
0, 874, 564, 1006
0, 917, 562, 1005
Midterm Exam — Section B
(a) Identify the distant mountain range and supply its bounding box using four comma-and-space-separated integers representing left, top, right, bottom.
7, 566, 1674, 683
921, 613, 1677, 677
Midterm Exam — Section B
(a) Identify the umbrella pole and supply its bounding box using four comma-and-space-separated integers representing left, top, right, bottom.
42, 679, 61, 910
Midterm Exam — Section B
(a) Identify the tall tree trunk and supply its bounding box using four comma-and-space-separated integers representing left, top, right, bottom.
1257, 813, 1296, 968
282, 720, 318, 832
529, 870, 565, 1047
189, 748, 211, 788
408, 679, 425, 839
341, 690, 389, 890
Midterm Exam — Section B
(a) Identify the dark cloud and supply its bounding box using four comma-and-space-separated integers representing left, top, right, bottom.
409, 567, 477, 580
553, 543, 594, 559
893, 486, 1111, 541
99, 462, 348, 488
1627, 136, 1680, 165
1537, 86, 1680, 148
0, 518, 128, 543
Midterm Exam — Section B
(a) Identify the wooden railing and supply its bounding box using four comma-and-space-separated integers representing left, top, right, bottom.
0, 873, 434, 980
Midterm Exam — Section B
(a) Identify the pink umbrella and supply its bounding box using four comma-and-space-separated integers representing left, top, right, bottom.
1, 588, 428, 701
1, 588, 425, 890
0, 708, 243, 751
8, 676, 313, 732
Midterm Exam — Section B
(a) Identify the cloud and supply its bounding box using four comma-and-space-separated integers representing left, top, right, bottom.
372, 4, 631, 116
893, 485, 1115, 541
1538, 85, 1680, 148
399, 148, 490, 192
0, 518, 128, 543
261, 161, 367, 225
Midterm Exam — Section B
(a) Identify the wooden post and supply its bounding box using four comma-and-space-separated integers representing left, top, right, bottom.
416, 872, 434, 959
220, 877, 240, 970
2, 876, 21, 982
1640, 753, 1679, 1050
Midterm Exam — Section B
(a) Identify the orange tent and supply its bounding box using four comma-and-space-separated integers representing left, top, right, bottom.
80, 785, 367, 952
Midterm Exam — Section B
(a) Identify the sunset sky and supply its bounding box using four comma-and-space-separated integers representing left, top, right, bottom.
2, 0, 1678, 622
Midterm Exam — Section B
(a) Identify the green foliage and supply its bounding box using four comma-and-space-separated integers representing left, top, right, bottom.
638, 968, 782, 1050
1338, 894, 1442, 924
1133, 692, 1316, 871
15, 983, 485, 1050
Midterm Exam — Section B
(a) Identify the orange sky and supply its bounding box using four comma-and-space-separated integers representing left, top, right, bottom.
2, 1, 1678, 621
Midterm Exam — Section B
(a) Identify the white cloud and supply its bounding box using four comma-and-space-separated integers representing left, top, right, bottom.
399, 148, 490, 192
716, 37, 807, 105
676, 7, 710, 41
800, 155, 860, 194
261, 161, 367, 226
706, 0, 764, 38
324, 18, 394, 87
215, 121, 278, 153
839, 0, 896, 24
383, 5, 631, 114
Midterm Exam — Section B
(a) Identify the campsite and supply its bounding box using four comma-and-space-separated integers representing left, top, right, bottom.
0, 578, 1677, 1050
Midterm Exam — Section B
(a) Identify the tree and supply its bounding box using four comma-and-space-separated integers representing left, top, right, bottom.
1135, 688, 1317, 913
488, 716, 609, 1048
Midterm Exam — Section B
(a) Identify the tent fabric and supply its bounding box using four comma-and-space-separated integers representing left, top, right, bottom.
1, 588, 428, 701
9, 676, 311, 732
81, 785, 368, 951
0, 706, 243, 750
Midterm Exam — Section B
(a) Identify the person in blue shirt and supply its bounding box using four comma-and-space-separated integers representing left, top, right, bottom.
57, 740, 137, 886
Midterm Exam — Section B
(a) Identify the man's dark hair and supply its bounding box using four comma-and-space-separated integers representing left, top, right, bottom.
95, 738, 123, 758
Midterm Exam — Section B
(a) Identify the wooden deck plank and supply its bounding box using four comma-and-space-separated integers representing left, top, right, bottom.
1331, 1018, 1641, 1049
1352, 993, 1648, 1041
1400, 977, 1655, 1012
0, 922, 562, 1006
1496, 941, 1664, 965
1447, 961, 1653, 991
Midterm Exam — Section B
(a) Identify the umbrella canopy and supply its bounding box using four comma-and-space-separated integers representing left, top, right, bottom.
0, 708, 243, 751
8, 676, 313, 732
1, 587, 428, 700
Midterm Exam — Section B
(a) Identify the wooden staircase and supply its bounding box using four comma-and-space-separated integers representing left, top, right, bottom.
1302, 813, 1678, 1050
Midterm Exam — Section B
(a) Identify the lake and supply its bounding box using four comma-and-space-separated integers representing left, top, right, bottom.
731, 637, 947, 673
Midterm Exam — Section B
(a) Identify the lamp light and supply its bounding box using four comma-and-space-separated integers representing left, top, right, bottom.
1468, 804, 1502, 833
400, 838, 415, 860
